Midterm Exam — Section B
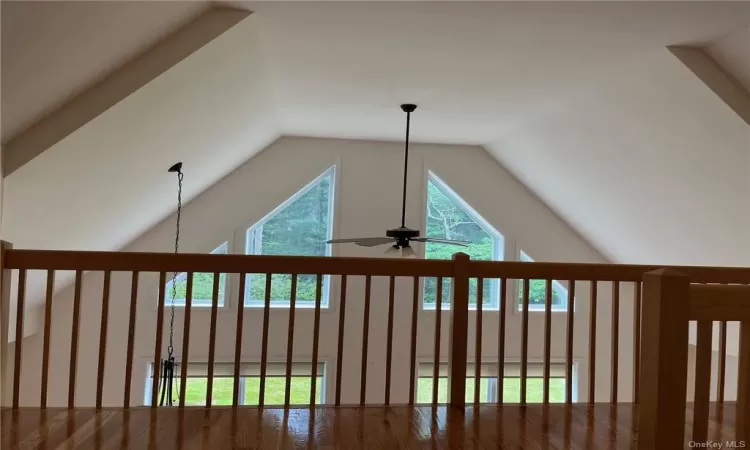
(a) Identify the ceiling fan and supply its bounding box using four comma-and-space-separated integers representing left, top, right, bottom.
327, 104, 469, 258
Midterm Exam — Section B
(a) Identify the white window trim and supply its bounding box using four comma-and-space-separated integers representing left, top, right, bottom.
422, 171, 505, 311
244, 166, 336, 309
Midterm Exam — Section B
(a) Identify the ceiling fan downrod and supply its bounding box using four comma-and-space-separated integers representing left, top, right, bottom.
400, 103, 416, 229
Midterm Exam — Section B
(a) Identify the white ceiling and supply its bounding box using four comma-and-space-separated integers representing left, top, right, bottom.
1, 0, 210, 142
2, 1, 749, 270
250, 1, 749, 144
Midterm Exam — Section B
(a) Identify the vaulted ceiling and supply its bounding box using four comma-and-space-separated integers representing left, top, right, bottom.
2, 1, 749, 271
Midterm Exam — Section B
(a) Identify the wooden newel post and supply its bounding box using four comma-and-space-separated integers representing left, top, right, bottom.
737, 321, 750, 442
0, 241, 13, 408
637, 269, 690, 450
448, 252, 470, 409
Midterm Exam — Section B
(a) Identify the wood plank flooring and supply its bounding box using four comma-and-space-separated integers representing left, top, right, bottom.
0, 403, 738, 449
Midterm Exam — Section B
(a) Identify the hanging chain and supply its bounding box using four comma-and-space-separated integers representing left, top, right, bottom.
167, 170, 183, 359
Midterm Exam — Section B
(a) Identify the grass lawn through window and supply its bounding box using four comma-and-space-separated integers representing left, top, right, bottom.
416, 377, 566, 404
176, 377, 323, 406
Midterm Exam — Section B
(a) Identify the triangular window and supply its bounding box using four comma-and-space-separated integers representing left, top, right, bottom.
518, 250, 571, 311
245, 167, 335, 307
423, 172, 504, 309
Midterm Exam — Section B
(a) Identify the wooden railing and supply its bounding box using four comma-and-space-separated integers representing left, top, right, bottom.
638, 271, 750, 449
1, 242, 749, 428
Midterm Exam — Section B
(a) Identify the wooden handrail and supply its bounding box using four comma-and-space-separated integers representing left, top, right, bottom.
3, 250, 455, 276
469, 259, 750, 284
6, 249, 750, 283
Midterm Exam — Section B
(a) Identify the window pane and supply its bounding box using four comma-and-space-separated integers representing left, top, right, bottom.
246, 170, 333, 306
416, 377, 492, 403
163, 242, 228, 307
417, 377, 565, 404
177, 378, 234, 406
248, 273, 321, 304
424, 176, 502, 308
517, 251, 570, 311
244, 376, 323, 405
502, 378, 566, 403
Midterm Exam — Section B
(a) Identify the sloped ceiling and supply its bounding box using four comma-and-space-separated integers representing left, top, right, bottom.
1, 0, 211, 143
2, 0, 749, 267
487, 48, 750, 267
707, 25, 750, 92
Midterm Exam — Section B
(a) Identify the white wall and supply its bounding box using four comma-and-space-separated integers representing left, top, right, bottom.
13, 137, 642, 407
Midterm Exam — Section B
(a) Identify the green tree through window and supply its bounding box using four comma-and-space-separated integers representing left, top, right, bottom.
164, 242, 228, 307
517, 250, 570, 310
423, 173, 503, 308
246, 167, 335, 306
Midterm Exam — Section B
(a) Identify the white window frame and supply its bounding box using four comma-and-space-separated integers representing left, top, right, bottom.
143, 361, 326, 406
163, 241, 229, 308
416, 360, 574, 404
422, 171, 504, 311
518, 250, 571, 312
244, 166, 336, 308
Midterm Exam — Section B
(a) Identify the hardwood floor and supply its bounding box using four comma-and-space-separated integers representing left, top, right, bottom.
0, 403, 737, 449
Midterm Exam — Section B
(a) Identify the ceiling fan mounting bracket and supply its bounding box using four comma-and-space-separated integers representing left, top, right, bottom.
401, 104, 417, 113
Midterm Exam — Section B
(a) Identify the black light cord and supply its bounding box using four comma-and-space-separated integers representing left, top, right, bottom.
160, 163, 183, 406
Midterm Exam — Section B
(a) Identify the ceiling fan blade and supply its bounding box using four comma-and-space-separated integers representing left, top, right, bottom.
327, 237, 394, 247
412, 237, 470, 247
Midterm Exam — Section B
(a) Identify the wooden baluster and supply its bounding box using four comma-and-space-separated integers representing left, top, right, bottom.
40, 270, 55, 408
178, 272, 193, 408
637, 269, 690, 450
497, 278, 507, 404
543, 279, 552, 404
588, 281, 598, 404
95, 271, 112, 409
122, 271, 140, 408
432, 277, 443, 406
737, 320, 750, 442
335, 275, 348, 406
232, 273, 246, 407
284, 274, 298, 408
692, 320, 713, 443
611, 281, 620, 404
205, 272, 221, 407
12, 269, 26, 409
474, 278, 483, 405
259, 274, 272, 407
633, 281, 642, 405
122, 272, 140, 408
521, 278, 530, 405
385, 276, 395, 405
565, 280, 575, 404
360, 275, 372, 406
68, 270, 83, 409
717, 320, 727, 403
310, 274, 323, 406
408, 276, 419, 406
448, 253, 470, 409
0, 242, 12, 409
151, 272, 167, 408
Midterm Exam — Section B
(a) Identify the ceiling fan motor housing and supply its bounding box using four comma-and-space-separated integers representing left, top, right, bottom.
386, 227, 420, 245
